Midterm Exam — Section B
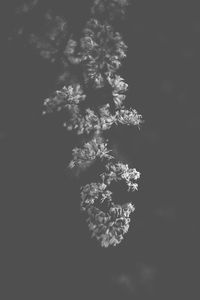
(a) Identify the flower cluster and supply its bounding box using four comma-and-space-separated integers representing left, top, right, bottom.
43, 81, 142, 136
41, 0, 142, 247
80, 160, 140, 247
81, 19, 127, 87
43, 83, 93, 135
69, 137, 113, 169
102, 162, 141, 191
64, 18, 127, 88
43, 83, 86, 114
86, 203, 134, 247
80, 182, 112, 210
80, 162, 140, 207
116, 108, 143, 127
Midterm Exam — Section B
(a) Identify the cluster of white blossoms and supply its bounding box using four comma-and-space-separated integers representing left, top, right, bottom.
80, 159, 139, 247
43, 84, 86, 114
101, 162, 141, 191
44, 82, 142, 135
42, 0, 143, 247
68, 137, 114, 169
86, 203, 135, 247
64, 18, 127, 88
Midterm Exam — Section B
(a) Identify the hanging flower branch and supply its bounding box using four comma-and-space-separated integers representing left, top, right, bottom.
42, 0, 143, 247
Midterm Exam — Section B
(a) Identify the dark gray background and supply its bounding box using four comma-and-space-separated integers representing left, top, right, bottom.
1, 1, 199, 299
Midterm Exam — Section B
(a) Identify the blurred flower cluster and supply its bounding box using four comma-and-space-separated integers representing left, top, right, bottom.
29, 10, 69, 63
91, 0, 130, 21
16, 0, 39, 15
41, 0, 143, 247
